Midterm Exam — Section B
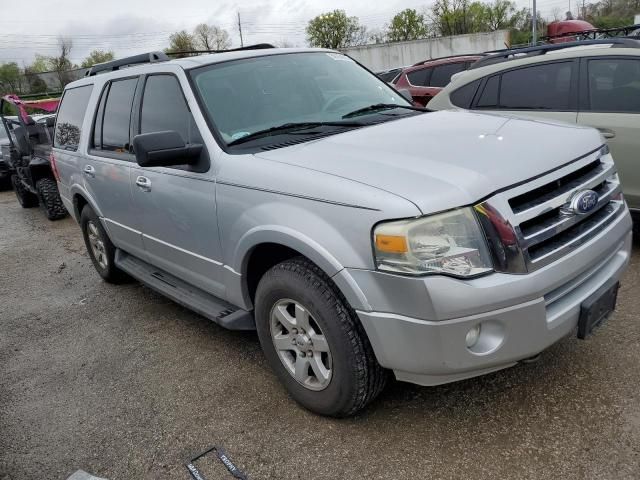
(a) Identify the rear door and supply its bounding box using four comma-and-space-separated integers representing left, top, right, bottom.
130, 73, 225, 298
83, 76, 145, 258
52, 84, 94, 212
577, 56, 640, 209
471, 60, 579, 125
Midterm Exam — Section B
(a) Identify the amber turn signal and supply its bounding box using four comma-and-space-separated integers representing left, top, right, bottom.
375, 234, 408, 254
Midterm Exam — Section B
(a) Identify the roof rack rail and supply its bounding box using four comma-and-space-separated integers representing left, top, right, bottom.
165, 43, 276, 57
469, 38, 640, 70
411, 52, 487, 66
85, 51, 169, 76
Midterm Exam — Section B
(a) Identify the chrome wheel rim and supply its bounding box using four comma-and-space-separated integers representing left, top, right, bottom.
269, 299, 333, 391
87, 221, 108, 269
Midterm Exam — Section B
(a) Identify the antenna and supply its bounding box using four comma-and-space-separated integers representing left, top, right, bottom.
238, 12, 244, 48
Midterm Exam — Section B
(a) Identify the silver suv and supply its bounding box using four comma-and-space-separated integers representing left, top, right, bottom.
52, 47, 632, 417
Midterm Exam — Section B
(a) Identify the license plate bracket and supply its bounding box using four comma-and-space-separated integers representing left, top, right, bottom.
577, 280, 619, 339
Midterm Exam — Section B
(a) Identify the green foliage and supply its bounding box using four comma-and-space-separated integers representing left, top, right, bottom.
29, 55, 50, 73
81, 50, 115, 68
0, 62, 22, 94
165, 30, 197, 57
306, 10, 368, 49
430, 0, 529, 36
387, 9, 429, 42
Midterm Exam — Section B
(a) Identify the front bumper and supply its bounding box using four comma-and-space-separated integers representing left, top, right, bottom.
343, 210, 632, 386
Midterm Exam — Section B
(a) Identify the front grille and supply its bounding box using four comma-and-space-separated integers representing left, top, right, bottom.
476, 146, 624, 273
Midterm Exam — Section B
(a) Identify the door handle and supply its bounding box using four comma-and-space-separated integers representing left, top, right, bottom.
135, 176, 152, 192
597, 128, 616, 139
83, 165, 95, 177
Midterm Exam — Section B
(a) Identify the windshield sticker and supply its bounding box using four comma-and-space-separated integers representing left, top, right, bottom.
231, 131, 251, 140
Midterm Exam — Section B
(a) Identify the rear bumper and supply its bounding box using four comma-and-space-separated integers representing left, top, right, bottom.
348, 210, 632, 386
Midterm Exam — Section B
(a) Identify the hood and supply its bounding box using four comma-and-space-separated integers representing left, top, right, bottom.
255, 110, 603, 214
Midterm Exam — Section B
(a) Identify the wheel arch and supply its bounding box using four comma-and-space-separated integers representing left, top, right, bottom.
229, 227, 369, 313
70, 185, 104, 222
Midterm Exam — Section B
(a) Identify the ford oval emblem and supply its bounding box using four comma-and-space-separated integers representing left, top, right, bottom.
570, 190, 599, 214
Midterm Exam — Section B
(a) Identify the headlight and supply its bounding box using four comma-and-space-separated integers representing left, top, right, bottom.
373, 208, 493, 277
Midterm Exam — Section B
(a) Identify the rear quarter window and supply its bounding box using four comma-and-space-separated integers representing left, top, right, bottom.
450, 79, 481, 108
54, 85, 93, 151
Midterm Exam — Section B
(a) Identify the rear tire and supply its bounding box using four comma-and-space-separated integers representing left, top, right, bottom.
80, 205, 130, 284
255, 257, 388, 417
35, 178, 67, 220
11, 174, 38, 208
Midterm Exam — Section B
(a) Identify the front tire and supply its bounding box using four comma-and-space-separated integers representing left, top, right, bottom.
35, 177, 67, 220
255, 257, 387, 417
80, 205, 129, 284
11, 174, 38, 208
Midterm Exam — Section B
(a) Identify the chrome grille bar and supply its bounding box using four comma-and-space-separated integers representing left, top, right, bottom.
476, 146, 625, 274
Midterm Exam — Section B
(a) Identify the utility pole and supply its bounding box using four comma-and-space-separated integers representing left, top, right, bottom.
532, 0, 537, 46
237, 12, 244, 47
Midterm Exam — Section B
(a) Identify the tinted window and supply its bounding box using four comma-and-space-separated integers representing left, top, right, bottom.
102, 78, 138, 152
476, 75, 500, 108
407, 68, 431, 86
500, 62, 572, 110
54, 85, 93, 151
377, 69, 401, 83
430, 62, 467, 87
140, 75, 201, 144
450, 79, 481, 108
587, 58, 640, 112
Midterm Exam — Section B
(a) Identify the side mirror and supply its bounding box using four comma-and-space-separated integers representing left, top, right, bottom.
397, 88, 413, 103
133, 131, 202, 168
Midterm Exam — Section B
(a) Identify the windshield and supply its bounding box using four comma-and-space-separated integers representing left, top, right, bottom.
190, 52, 412, 147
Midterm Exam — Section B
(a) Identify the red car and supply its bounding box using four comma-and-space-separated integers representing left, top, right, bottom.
393, 55, 484, 106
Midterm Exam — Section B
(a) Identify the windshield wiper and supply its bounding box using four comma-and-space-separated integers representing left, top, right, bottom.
342, 103, 425, 119
227, 121, 365, 146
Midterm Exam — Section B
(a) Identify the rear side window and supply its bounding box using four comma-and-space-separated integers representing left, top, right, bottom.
54, 85, 93, 151
430, 62, 467, 87
450, 79, 481, 108
476, 75, 500, 108
586, 58, 640, 112
140, 75, 202, 145
407, 68, 431, 86
98, 77, 138, 153
499, 62, 572, 110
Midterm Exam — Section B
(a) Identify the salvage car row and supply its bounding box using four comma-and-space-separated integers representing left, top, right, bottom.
0, 41, 635, 417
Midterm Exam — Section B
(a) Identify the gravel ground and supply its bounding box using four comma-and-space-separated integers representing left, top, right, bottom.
1, 189, 639, 480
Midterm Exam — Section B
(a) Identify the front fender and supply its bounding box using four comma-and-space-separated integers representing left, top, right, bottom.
234, 225, 344, 278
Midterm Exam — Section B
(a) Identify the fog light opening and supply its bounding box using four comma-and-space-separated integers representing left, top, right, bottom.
465, 324, 481, 348
465, 320, 505, 355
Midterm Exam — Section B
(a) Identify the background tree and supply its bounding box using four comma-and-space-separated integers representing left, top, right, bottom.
165, 30, 197, 57
193, 24, 231, 50
0, 62, 22, 94
306, 10, 368, 49
387, 9, 429, 42
47, 37, 74, 88
81, 50, 115, 68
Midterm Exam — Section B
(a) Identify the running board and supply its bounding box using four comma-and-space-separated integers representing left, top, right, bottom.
115, 250, 255, 330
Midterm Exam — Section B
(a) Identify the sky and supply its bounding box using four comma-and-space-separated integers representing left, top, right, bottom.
0, 0, 573, 67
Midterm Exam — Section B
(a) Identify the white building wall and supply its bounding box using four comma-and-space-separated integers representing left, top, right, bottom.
342, 31, 510, 71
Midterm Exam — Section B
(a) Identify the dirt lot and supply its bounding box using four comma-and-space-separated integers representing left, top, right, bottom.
1, 188, 639, 480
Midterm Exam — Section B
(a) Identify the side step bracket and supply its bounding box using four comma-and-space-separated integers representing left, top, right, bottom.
115, 250, 255, 330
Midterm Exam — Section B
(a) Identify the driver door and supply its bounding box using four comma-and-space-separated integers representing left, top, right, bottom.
130, 73, 226, 298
